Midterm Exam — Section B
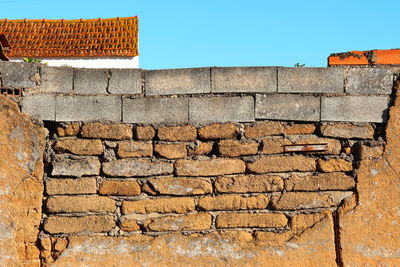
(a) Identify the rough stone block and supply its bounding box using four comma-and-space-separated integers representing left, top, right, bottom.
216, 213, 288, 228
175, 158, 245, 176
285, 173, 355, 191
21, 94, 56, 121
256, 94, 320, 121
346, 68, 393, 95
57, 123, 80, 137
278, 67, 344, 93
56, 95, 121, 122
116, 141, 153, 158
157, 125, 197, 141
154, 143, 187, 159
244, 121, 283, 138
198, 195, 269, 211
44, 215, 115, 234
108, 69, 142, 94
134, 126, 155, 140
188, 142, 213, 156
81, 122, 132, 140
98, 180, 141, 196
320, 123, 374, 139
102, 159, 173, 177
123, 97, 188, 124
317, 159, 353, 172
211, 67, 277, 93
189, 96, 254, 123
51, 155, 100, 177
39, 66, 73, 93
198, 123, 239, 140
45, 178, 97, 195
122, 197, 195, 214
218, 140, 259, 157
247, 155, 316, 173
73, 68, 108, 94
46, 195, 116, 213
0, 61, 38, 88
321, 96, 390, 122
214, 175, 284, 193
143, 177, 212, 196
145, 214, 212, 232
283, 123, 316, 135
145, 68, 211, 95
53, 139, 103, 155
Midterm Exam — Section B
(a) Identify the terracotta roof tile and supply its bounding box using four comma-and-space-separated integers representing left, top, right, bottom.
0, 16, 138, 58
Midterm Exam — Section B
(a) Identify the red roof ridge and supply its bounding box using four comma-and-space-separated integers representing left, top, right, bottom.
0, 16, 138, 23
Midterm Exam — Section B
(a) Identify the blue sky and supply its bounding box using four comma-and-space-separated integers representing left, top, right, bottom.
1, 0, 400, 69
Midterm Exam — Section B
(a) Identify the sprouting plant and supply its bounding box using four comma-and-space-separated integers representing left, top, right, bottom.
294, 63, 306, 67
23, 57, 43, 63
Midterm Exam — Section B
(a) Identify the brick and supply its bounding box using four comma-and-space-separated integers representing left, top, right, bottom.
188, 142, 213, 156
119, 218, 140, 232
39, 66, 73, 93
328, 51, 368, 66
198, 195, 268, 211
218, 139, 259, 157
98, 180, 141, 196
46, 178, 97, 195
198, 123, 239, 140
320, 123, 374, 139
321, 96, 390, 123
146, 213, 211, 232
216, 213, 288, 228
108, 69, 142, 94
145, 68, 210, 95
284, 124, 316, 135
211, 67, 277, 93
261, 137, 291, 154
21, 94, 56, 121
81, 122, 132, 140
51, 155, 100, 177
122, 197, 195, 214
359, 145, 383, 160
317, 159, 353, 172
123, 97, 189, 124
44, 215, 115, 234
57, 123, 80, 137
143, 177, 212, 196
256, 94, 320, 121
157, 125, 197, 141
285, 173, 355, 191
56, 95, 121, 122
73, 68, 108, 94
278, 67, 344, 93
53, 139, 103, 155
154, 143, 187, 159
175, 158, 245, 176
103, 159, 173, 177
271, 191, 353, 210
291, 211, 329, 233
214, 175, 284, 193
0, 61, 38, 88
134, 126, 155, 140
247, 156, 316, 173
346, 68, 393, 95
46, 196, 116, 213
189, 96, 254, 123
117, 141, 153, 158
244, 121, 283, 138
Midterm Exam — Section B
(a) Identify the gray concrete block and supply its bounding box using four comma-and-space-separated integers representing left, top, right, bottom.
278, 67, 344, 93
211, 67, 277, 93
56, 95, 121, 122
145, 68, 211, 95
321, 96, 390, 122
123, 97, 189, 124
255, 94, 320, 121
189, 96, 254, 123
21, 94, 56, 121
346, 68, 393, 95
0, 61, 39, 89
108, 69, 143, 94
39, 66, 73, 93
73, 68, 109, 94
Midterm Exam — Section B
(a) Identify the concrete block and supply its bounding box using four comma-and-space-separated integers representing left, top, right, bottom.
145, 68, 211, 95
56, 95, 121, 122
255, 94, 320, 121
39, 66, 73, 93
108, 69, 143, 94
278, 67, 344, 93
22, 94, 56, 121
321, 96, 390, 122
73, 68, 109, 94
346, 68, 393, 95
0, 61, 38, 89
189, 96, 254, 123
211, 67, 277, 93
123, 97, 188, 124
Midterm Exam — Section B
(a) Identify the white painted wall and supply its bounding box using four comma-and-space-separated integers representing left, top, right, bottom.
10, 56, 139, 69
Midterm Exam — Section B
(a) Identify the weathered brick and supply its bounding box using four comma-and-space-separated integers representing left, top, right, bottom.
46, 178, 97, 195
214, 175, 284, 193
359, 145, 384, 160
320, 123, 374, 139
154, 143, 187, 159
146, 214, 212, 232
244, 121, 283, 138
51, 155, 100, 177
198, 195, 268, 211
53, 139, 103, 155
198, 123, 239, 140
284, 124, 316, 135
188, 142, 213, 156
157, 125, 197, 141
103, 159, 173, 177
317, 159, 353, 172
175, 158, 245, 176
271, 191, 353, 210
57, 123, 80, 137
73, 68, 108, 94
108, 68, 142, 94
122, 197, 195, 214
143, 177, 212, 195
21, 94, 56, 121
81, 123, 132, 140
218, 139, 259, 157
44, 215, 115, 234
98, 180, 141, 196
134, 126, 155, 140
247, 156, 316, 173
285, 173, 355, 191
261, 137, 291, 154
291, 211, 330, 233
46, 196, 116, 213
346, 68, 393, 95
119, 218, 140, 232
216, 213, 288, 228
39, 66, 73, 93
116, 141, 153, 158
